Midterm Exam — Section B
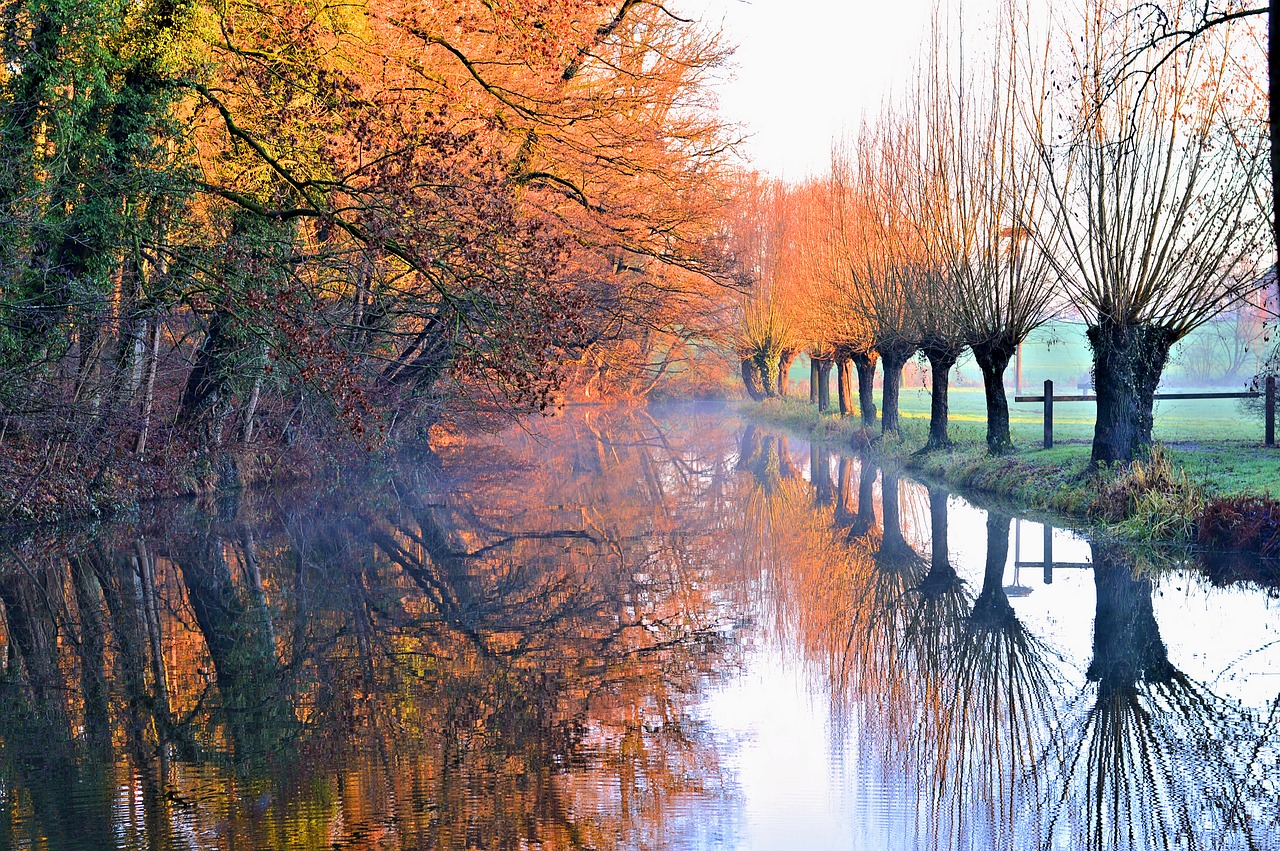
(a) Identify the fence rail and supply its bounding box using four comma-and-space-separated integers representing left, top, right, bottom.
1013, 376, 1277, 449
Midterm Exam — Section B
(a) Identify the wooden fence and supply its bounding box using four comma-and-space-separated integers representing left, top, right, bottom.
1013, 376, 1277, 449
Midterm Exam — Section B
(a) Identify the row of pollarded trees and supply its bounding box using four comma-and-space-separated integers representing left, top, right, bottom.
729, 0, 1272, 464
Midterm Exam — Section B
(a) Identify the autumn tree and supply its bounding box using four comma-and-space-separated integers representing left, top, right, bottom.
725, 177, 802, 400
794, 173, 879, 422
833, 125, 921, 437
0, 0, 741, 515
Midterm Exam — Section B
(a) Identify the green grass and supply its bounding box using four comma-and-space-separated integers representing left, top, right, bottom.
893, 383, 1268, 443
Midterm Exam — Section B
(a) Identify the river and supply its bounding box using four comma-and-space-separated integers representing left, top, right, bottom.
0, 404, 1276, 850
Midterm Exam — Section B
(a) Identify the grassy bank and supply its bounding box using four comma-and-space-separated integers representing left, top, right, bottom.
742, 391, 1280, 545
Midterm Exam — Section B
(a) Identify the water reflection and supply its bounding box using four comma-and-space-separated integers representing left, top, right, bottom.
0, 406, 1276, 850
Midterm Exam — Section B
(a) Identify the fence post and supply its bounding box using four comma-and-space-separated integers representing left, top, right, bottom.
1267, 376, 1276, 447
1043, 379, 1054, 449
1043, 523, 1053, 585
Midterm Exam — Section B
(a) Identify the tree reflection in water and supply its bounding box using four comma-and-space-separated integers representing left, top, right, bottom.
737, 431, 1277, 851
0, 407, 745, 850
1041, 543, 1277, 851
0, 412, 1275, 850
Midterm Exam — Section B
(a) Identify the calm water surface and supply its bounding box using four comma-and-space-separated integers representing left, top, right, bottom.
0, 405, 1277, 850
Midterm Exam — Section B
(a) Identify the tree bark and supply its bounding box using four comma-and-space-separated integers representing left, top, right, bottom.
134, 318, 161, 455
815, 359, 833, 412
879, 346, 912, 436
836, 356, 853, 416
178, 307, 236, 443
922, 344, 962, 451
240, 348, 267, 443
777, 349, 797, 397
754, 351, 780, 399
971, 336, 1018, 455
1087, 321, 1175, 465
809, 357, 819, 404
740, 358, 766, 401
852, 350, 878, 428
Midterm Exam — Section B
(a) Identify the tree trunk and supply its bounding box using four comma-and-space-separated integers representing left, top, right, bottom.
754, 351, 780, 399
971, 337, 1018, 455
740, 358, 766, 401
816, 359, 833, 412
240, 349, 267, 443
922, 344, 961, 451
1087, 321, 1175, 465
836, 356, 853, 416
853, 350, 878, 428
879, 346, 911, 436
809, 358, 819, 404
777, 349, 797, 397
178, 307, 236, 443
134, 318, 161, 455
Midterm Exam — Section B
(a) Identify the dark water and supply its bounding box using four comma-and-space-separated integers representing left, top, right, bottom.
0, 404, 1277, 850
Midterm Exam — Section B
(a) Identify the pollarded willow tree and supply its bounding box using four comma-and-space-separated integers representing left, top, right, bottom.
726, 177, 802, 400
791, 175, 878, 420
899, 56, 968, 452
1037, 0, 1271, 464
833, 125, 922, 438
911, 2, 1060, 455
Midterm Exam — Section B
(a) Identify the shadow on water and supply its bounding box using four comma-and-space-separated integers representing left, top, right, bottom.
0, 405, 1276, 850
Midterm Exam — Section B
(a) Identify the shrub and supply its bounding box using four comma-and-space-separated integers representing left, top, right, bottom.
1197, 495, 1280, 556
1092, 445, 1206, 540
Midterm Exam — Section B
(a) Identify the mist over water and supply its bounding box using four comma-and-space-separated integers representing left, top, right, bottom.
0, 404, 1276, 850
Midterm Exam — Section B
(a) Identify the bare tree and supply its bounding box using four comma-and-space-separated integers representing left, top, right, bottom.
1037, 0, 1271, 464
900, 38, 971, 452
1108, 1, 1273, 289
908, 2, 1060, 455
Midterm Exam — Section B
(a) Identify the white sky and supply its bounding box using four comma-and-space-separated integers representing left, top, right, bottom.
680, 0, 1032, 178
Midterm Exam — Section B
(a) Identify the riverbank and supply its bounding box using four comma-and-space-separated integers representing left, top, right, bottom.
741, 395, 1280, 551
0, 438, 332, 526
